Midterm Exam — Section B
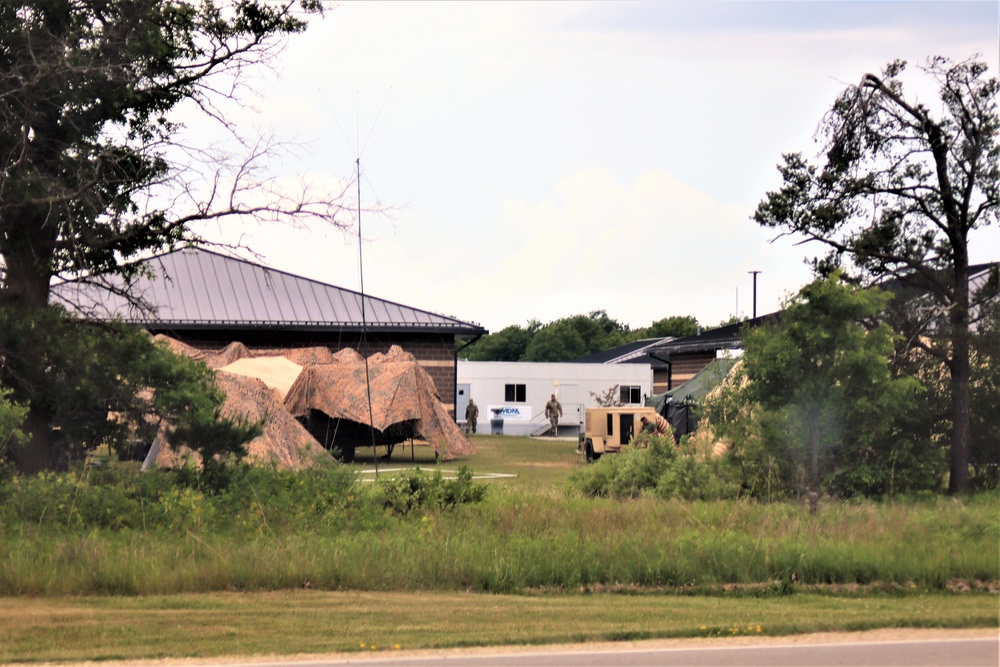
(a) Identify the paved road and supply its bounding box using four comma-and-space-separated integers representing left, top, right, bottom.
215, 637, 998, 667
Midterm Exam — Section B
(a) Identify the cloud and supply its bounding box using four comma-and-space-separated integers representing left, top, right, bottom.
174, 1, 995, 336
358, 167, 814, 331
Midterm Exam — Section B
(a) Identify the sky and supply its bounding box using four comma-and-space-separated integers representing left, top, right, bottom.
193, 1, 1000, 334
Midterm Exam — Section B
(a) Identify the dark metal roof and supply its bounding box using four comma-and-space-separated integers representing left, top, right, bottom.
649, 314, 776, 357
570, 338, 672, 364
55, 247, 487, 336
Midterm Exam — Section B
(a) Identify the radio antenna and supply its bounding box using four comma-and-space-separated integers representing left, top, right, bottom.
357, 156, 380, 477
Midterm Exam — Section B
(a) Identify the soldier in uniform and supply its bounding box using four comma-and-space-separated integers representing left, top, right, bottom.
465, 399, 479, 435
544, 394, 562, 437
640, 413, 671, 438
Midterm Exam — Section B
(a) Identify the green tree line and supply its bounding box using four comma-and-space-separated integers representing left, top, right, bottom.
463, 312, 699, 362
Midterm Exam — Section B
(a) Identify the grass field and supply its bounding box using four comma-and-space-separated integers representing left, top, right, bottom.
354, 433, 582, 489
2, 591, 997, 663
1, 434, 997, 663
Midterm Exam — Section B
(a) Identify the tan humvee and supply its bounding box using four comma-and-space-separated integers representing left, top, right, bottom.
580, 406, 660, 462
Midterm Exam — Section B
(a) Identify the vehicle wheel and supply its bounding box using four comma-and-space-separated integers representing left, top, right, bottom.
585, 439, 599, 463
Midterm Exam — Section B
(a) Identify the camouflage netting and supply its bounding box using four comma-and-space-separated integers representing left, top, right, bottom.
219, 356, 304, 401
208, 341, 253, 369
156, 371, 330, 470
149, 337, 471, 466
152, 334, 207, 362
284, 345, 474, 460
683, 360, 745, 460
266, 346, 345, 366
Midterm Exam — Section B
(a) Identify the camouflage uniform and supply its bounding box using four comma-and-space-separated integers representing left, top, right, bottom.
465, 400, 479, 435
544, 395, 562, 437
641, 414, 671, 437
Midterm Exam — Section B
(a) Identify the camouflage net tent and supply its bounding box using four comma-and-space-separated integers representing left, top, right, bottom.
680, 360, 747, 460
154, 370, 331, 470
646, 357, 739, 442
149, 337, 472, 467
219, 356, 304, 401
284, 345, 474, 461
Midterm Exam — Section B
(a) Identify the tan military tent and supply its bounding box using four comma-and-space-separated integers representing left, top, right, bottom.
284, 345, 474, 460
154, 370, 330, 470
219, 356, 304, 401
148, 337, 472, 466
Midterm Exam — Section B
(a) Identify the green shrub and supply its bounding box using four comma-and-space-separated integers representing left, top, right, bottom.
569, 436, 739, 500
377, 466, 487, 515
655, 456, 740, 501
0, 387, 27, 471
0, 460, 371, 534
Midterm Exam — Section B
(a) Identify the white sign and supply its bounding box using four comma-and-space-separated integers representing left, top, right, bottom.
486, 405, 532, 421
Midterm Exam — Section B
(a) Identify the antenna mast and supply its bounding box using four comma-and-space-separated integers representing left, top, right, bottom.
358, 157, 379, 477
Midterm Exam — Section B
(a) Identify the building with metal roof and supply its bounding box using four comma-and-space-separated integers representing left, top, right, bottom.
568, 318, 770, 395
570, 337, 671, 365
56, 247, 487, 417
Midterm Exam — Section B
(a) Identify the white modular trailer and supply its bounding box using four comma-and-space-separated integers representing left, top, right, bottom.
457, 361, 654, 437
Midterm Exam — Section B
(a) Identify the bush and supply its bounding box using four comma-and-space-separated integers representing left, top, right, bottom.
568, 436, 739, 501
212, 461, 367, 533
0, 460, 371, 534
377, 466, 487, 515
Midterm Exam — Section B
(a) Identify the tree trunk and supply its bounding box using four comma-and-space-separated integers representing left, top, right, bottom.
7, 412, 56, 474
948, 319, 972, 494
1, 229, 58, 473
946, 243, 971, 495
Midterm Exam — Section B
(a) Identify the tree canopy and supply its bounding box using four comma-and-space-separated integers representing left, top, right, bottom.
703, 274, 938, 502
753, 57, 998, 494
0, 0, 331, 472
463, 311, 700, 363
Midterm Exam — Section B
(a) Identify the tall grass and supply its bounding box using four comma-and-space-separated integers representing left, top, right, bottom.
0, 461, 996, 596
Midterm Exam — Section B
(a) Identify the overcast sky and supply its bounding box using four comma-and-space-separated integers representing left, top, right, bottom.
195, 1, 1000, 333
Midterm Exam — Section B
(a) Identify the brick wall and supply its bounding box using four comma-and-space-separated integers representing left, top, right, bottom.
669, 351, 716, 388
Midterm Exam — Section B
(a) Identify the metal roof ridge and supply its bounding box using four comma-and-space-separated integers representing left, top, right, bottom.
163, 246, 485, 329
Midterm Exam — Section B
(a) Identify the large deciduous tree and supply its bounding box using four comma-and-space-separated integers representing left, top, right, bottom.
0, 0, 339, 472
462, 321, 541, 362
632, 315, 699, 340
754, 57, 999, 494
704, 274, 935, 505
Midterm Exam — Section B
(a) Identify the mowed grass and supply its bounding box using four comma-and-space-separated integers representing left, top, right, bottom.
2, 590, 996, 663
352, 434, 582, 489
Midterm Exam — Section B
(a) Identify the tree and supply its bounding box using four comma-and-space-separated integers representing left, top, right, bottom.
466, 312, 702, 363
969, 296, 1000, 488
462, 322, 540, 361
754, 57, 999, 494
0, 305, 259, 475
522, 311, 629, 361
523, 321, 587, 362
0, 0, 337, 472
706, 274, 934, 505
468, 311, 632, 362
589, 385, 622, 407
630, 315, 699, 340
0, 387, 28, 469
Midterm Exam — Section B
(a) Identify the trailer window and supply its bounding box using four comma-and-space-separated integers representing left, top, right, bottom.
620, 385, 642, 404
504, 384, 526, 403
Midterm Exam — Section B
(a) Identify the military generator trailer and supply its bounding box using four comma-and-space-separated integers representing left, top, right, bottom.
580, 406, 659, 462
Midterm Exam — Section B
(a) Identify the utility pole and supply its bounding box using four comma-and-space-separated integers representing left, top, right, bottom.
749, 270, 762, 319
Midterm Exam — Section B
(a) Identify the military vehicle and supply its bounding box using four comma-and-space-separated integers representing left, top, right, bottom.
579, 405, 660, 462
